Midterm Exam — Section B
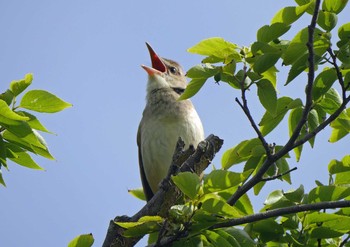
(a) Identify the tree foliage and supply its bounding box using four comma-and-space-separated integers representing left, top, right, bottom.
100, 0, 350, 246
0, 73, 71, 186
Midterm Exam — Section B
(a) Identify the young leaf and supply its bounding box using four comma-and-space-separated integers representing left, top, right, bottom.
307, 109, 319, 147
257, 79, 277, 115
172, 172, 200, 199
204, 230, 233, 247
68, 234, 94, 247
0, 89, 14, 105
188, 37, 240, 62
20, 90, 72, 113
9, 73, 33, 97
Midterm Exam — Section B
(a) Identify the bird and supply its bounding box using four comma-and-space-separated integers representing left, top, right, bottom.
137, 43, 204, 201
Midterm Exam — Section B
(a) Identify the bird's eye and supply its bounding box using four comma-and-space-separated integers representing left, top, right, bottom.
169, 66, 177, 74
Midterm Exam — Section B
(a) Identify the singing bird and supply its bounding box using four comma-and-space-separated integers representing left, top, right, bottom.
137, 43, 204, 201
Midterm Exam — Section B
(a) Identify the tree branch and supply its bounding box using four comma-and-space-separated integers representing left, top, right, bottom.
102, 134, 223, 247
227, 0, 322, 206
211, 200, 350, 229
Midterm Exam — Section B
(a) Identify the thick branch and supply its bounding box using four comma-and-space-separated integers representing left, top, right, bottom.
102, 134, 223, 247
212, 200, 350, 229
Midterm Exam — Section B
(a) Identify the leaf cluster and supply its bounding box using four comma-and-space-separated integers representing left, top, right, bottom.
99, 0, 350, 246
0, 73, 71, 186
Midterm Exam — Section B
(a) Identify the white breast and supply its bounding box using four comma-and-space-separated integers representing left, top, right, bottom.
140, 109, 204, 193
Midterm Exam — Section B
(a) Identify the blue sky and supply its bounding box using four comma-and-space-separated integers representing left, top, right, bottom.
0, 1, 349, 246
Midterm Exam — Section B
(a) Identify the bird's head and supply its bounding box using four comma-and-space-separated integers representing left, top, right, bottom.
141, 42, 187, 96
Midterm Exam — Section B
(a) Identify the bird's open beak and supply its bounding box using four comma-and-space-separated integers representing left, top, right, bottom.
141, 42, 167, 76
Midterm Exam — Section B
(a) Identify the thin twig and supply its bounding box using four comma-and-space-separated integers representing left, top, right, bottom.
327, 48, 347, 98
261, 167, 297, 181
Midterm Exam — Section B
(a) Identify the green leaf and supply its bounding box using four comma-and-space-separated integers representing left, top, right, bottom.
335, 171, 350, 185
0, 100, 29, 122
186, 64, 220, 79
308, 185, 350, 202
288, 107, 303, 161
128, 187, 146, 201
257, 79, 277, 115
188, 37, 240, 62
322, 0, 348, 14
224, 228, 256, 247
276, 158, 292, 184
2, 130, 54, 160
215, 229, 241, 247
309, 226, 346, 238
0, 136, 7, 168
271, 3, 311, 25
282, 28, 329, 65
0, 169, 6, 187
338, 23, 350, 41
328, 155, 350, 174
221, 138, 263, 169
254, 54, 281, 74
9, 73, 33, 96
257, 23, 291, 43
117, 216, 162, 237
16, 111, 52, 133
172, 172, 200, 199
249, 219, 284, 241
203, 170, 251, 193
201, 196, 243, 218
317, 11, 338, 31
329, 125, 349, 142
318, 88, 342, 114
204, 230, 233, 247
284, 185, 305, 203
178, 78, 206, 100
20, 90, 72, 113
259, 97, 303, 136
0, 89, 14, 105
307, 109, 319, 147
312, 68, 337, 101
169, 205, 194, 223
6, 121, 46, 149
6, 143, 44, 170
68, 233, 94, 247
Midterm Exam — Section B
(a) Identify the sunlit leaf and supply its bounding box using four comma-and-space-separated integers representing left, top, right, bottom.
322, 0, 348, 14
0, 100, 29, 122
317, 11, 338, 31
328, 155, 350, 174
204, 170, 251, 193
172, 172, 200, 199
9, 73, 33, 96
20, 90, 72, 113
271, 3, 311, 25
128, 188, 146, 201
68, 234, 94, 247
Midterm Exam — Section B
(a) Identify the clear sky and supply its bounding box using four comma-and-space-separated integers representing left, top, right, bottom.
0, 1, 349, 246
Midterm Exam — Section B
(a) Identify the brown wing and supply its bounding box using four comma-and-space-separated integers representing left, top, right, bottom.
137, 122, 154, 201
